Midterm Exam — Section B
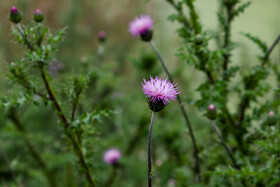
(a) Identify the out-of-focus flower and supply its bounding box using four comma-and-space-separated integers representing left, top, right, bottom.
207, 104, 216, 120
268, 111, 275, 117
34, 9, 44, 22
98, 31, 106, 42
9, 6, 22, 23
142, 76, 179, 112
103, 149, 121, 165
168, 179, 176, 187
129, 15, 153, 41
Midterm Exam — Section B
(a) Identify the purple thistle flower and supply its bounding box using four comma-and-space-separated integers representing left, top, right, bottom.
11, 6, 18, 13
142, 76, 179, 106
129, 15, 153, 37
103, 149, 121, 165
208, 104, 215, 111
9, 6, 22, 23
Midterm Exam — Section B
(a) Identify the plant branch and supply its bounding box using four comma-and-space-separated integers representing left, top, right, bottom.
223, 6, 233, 72
149, 41, 201, 182
16, 24, 34, 51
104, 167, 117, 187
211, 121, 240, 169
262, 34, 280, 66
38, 66, 95, 186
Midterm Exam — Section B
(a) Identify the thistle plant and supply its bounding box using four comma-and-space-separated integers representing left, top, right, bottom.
129, 15, 201, 181
1, 6, 114, 186
142, 76, 179, 187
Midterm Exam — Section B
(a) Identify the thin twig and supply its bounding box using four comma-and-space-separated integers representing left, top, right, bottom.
16, 24, 34, 51
149, 41, 201, 182
211, 121, 239, 169
262, 34, 280, 66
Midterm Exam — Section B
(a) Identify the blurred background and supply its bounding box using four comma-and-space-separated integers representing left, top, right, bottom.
0, 0, 279, 186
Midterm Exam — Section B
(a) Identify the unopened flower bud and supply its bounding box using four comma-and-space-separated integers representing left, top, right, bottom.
33, 9, 44, 22
265, 110, 277, 126
195, 34, 204, 45
9, 6, 22, 23
98, 31, 106, 42
207, 104, 216, 120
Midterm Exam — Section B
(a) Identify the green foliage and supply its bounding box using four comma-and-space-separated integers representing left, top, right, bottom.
241, 32, 268, 54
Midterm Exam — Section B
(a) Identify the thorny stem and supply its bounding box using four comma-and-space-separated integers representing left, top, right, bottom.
150, 41, 201, 182
222, 6, 233, 72
148, 112, 155, 187
211, 121, 240, 169
39, 66, 95, 187
16, 25, 95, 186
16, 24, 34, 51
238, 34, 280, 129
8, 111, 58, 187
71, 95, 80, 121
262, 34, 280, 66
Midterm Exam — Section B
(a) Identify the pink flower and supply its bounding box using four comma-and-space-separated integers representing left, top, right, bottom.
208, 104, 215, 111
142, 76, 179, 105
103, 149, 121, 165
11, 6, 18, 13
35, 9, 41, 14
129, 15, 153, 36
99, 31, 106, 39
268, 111, 275, 117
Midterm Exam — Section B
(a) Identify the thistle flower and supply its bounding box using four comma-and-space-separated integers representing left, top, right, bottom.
103, 149, 121, 165
129, 15, 153, 42
9, 6, 22, 23
98, 31, 106, 42
142, 76, 179, 112
34, 9, 44, 23
268, 111, 275, 117
207, 104, 216, 120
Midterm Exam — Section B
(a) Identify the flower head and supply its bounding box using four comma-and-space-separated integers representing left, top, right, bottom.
9, 6, 22, 23
103, 149, 121, 165
34, 9, 44, 22
98, 31, 106, 42
268, 111, 275, 117
208, 104, 215, 111
142, 77, 179, 111
129, 15, 153, 41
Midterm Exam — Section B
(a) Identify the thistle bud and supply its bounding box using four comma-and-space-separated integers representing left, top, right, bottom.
98, 31, 106, 42
265, 111, 277, 126
148, 99, 166, 112
207, 104, 216, 120
33, 9, 44, 23
9, 6, 22, 23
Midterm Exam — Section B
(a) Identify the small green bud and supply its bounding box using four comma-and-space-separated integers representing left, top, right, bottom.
264, 111, 277, 126
9, 6, 22, 24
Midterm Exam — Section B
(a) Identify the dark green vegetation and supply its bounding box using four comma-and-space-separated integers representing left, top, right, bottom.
0, 0, 280, 186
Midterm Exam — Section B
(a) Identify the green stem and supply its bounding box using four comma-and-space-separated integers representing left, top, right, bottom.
149, 41, 201, 182
38, 66, 95, 187
211, 121, 239, 169
104, 167, 117, 187
8, 111, 58, 187
262, 34, 280, 66
148, 112, 155, 187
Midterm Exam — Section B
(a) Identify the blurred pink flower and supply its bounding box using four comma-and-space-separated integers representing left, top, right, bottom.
208, 104, 215, 111
129, 15, 153, 36
103, 149, 121, 165
268, 111, 275, 117
99, 31, 106, 39
142, 76, 179, 105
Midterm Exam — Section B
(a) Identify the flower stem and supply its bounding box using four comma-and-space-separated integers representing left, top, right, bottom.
149, 41, 201, 181
148, 112, 156, 187
104, 166, 117, 187
211, 121, 239, 170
